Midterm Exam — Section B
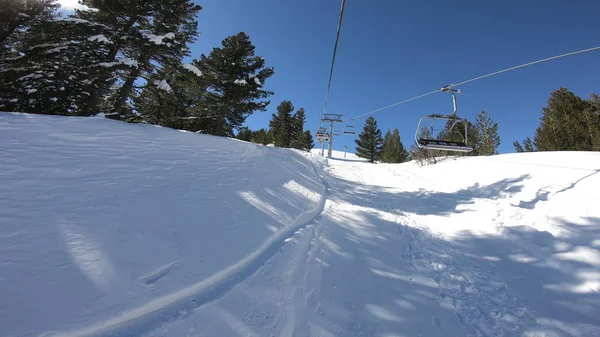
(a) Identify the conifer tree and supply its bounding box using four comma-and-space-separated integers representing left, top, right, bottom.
437, 119, 479, 156
533, 87, 594, 151
513, 137, 535, 152
382, 129, 391, 151
474, 109, 500, 155
0, 17, 113, 114
302, 130, 315, 152
270, 100, 294, 147
0, 0, 58, 48
382, 128, 408, 163
134, 61, 207, 129
196, 32, 274, 136
236, 127, 253, 141
355, 116, 383, 163
291, 108, 306, 149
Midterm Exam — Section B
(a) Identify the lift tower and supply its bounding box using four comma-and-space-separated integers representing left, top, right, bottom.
319, 114, 343, 158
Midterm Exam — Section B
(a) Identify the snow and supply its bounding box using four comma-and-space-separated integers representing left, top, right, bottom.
88, 35, 110, 44
0, 113, 325, 337
53, 18, 105, 27
153, 79, 172, 93
1, 113, 600, 337
98, 58, 138, 68
253, 77, 262, 86
182, 63, 202, 77
234, 79, 247, 85
143, 32, 176, 45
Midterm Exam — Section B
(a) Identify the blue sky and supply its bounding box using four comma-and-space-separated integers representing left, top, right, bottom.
189, 0, 599, 153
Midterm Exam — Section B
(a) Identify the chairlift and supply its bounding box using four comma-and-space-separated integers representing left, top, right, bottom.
316, 127, 330, 142
414, 85, 474, 153
343, 119, 356, 135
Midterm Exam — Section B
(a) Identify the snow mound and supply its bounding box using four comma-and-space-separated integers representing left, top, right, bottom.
0, 112, 325, 337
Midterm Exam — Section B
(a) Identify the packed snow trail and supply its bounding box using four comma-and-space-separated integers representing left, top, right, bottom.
144, 152, 600, 337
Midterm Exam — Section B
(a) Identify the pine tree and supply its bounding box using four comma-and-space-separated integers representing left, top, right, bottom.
236, 127, 253, 141
533, 87, 594, 151
437, 119, 480, 156
411, 125, 443, 165
382, 128, 408, 163
382, 129, 391, 151
355, 116, 383, 163
0, 17, 113, 114
134, 61, 207, 129
196, 32, 274, 136
270, 100, 294, 147
0, 0, 58, 48
291, 108, 306, 149
474, 109, 500, 155
513, 141, 525, 153
302, 130, 314, 152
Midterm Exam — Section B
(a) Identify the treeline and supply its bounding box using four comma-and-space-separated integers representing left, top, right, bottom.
236, 100, 314, 151
354, 109, 501, 164
0, 0, 293, 139
513, 87, 600, 152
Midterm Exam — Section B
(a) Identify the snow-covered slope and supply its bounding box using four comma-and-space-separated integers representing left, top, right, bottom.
0, 112, 326, 337
2, 112, 600, 337
144, 153, 600, 337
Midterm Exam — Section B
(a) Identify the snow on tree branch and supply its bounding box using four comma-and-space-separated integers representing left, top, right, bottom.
143, 32, 176, 45
182, 63, 202, 77
153, 80, 172, 93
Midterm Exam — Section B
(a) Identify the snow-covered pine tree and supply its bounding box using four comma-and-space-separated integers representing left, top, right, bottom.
0, 16, 113, 114
134, 61, 207, 129
0, 0, 58, 49
74, 0, 201, 117
355, 116, 383, 163
196, 32, 274, 136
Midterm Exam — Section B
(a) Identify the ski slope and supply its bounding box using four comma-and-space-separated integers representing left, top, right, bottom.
1, 112, 600, 337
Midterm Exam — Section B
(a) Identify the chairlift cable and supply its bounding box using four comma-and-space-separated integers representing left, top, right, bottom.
322, 0, 347, 116
346, 45, 600, 122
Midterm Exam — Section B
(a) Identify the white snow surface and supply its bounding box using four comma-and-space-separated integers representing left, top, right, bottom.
1, 113, 600, 337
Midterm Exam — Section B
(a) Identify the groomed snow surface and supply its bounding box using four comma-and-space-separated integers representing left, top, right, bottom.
1, 112, 599, 337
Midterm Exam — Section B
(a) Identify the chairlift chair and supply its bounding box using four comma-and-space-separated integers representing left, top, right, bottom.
316, 127, 330, 142
343, 119, 356, 135
414, 85, 474, 153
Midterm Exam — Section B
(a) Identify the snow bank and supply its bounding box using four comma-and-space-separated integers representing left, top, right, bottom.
0, 112, 325, 337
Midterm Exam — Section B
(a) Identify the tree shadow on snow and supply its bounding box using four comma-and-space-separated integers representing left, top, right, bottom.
301, 173, 600, 337
327, 172, 531, 216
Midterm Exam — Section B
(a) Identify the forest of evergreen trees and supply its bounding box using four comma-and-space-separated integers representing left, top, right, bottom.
1, 1, 597, 159
0, 0, 279, 138
513, 88, 600, 152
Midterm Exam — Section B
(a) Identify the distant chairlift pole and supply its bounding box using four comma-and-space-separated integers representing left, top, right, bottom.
319, 113, 343, 158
